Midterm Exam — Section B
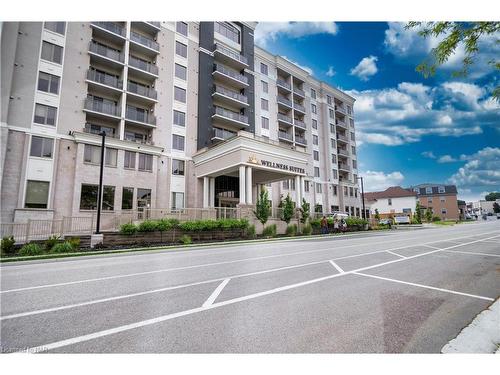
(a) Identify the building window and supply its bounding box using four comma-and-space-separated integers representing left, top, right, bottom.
137, 188, 151, 208
351, 146, 356, 155
174, 86, 186, 103
122, 187, 134, 210
310, 88, 316, 99
349, 187, 354, 197
312, 119, 317, 129
327, 95, 332, 105
438, 186, 445, 193
388, 198, 392, 206
426, 187, 433, 194
311, 104, 317, 114
173, 110, 186, 127
172, 159, 185, 175
34, 103, 57, 126
344, 186, 348, 196
332, 185, 338, 195
172, 134, 185, 151
350, 118, 355, 127
354, 188, 358, 198
102, 186, 115, 210
176, 22, 188, 36
282, 180, 289, 190
261, 80, 268, 93
172, 192, 185, 210
331, 154, 337, 164
313, 135, 319, 145
79, 184, 114, 210
331, 139, 336, 149
25, 180, 49, 208
304, 181, 310, 193
314, 167, 320, 177
440, 197, 446, 203
44, 22, 66, 35
290, 179, 296, 191
124, 151, 136, 169
38, 72, 60, 94
316, 183, 322, 193
329, 124, 334, 133
260, 63, 268, 75
175, 63, 187, 80
138, 153, 153, 171
329, 109, 334, 118
441, 208, 447, 214
215, 22, 240, 44
41, 41, 63, 64
83, 144, 100, 164
352, 160, 357, 169
350, 132, 355, 141
175, 41, 187, 58
313, 150, 319, 161
428, 197, 433, 204
30, 136, 53, 158
261, 116, 269, 129
105, 148, 117, 167
261, 98, 269, 111
347, 105, 352, 115
332, 169, 338, 179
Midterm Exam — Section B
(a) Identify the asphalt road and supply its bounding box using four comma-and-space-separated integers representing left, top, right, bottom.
1, 221, 499, 353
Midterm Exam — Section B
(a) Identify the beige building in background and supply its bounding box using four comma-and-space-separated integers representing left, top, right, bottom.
1, 22, 361, 225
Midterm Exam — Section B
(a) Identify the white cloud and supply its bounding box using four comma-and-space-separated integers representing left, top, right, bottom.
437, 155, 458, 163
421, 151, 436, 159
254, 22, 338, 47
350, 55, 378, 81
448, 147, 500, 188
326, 66, 336, 77
437, 114, 453, 126
362, 171, 405, 192
281, 56, 313, 75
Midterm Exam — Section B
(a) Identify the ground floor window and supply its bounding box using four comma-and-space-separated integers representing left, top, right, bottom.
102, 186, 115, 211
122, 187, 134, 210
80, 184, 115, 210
137, 188, 151, 209
25, 180, 50, 208
172, 192, 184, 210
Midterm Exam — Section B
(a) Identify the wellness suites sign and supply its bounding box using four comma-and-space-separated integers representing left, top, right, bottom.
248, 155, 305, 175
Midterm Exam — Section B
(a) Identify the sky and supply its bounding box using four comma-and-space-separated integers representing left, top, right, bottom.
254, 22, 500, 202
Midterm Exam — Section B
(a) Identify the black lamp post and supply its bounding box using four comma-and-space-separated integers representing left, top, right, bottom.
357, 176, 366, 219
95, 131, 106, 234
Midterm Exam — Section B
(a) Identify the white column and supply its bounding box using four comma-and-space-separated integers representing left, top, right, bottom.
203, 177, 209, 208
295, 175, 301, 204
246, 166, 253, 205
239, 166, 246, 205
209, 178, 215, 207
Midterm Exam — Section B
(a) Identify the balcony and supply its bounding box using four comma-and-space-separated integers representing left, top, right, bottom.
86, 69, 123, 92
89, 41, 124, 66
128, 55, 159, 77
213, 43, 248, 69
335, 104, 346, 115
277, 113, 293, 126
212, 85, 248, 107
130, 31, 160, 52
336, 119, 348, 130
293, 87, 305, 98
277, 78, 292, 92
212, 106, 249, 129
84, 123, 118, 138
212, 127, 236, 142
213, 64, 248, 89
278, 130, 293, 143
84, 98, 121, 119
339, 163, 351, 172
127, 81, 157, 101
277, 95, 292, 108
124, 130, 154, 145
91, 22, 126, 39
338, 148, 349, 157
336, 133, 349, 143
125, 106, 156, 127
146, 22, 161, 30
295, 135, 307, 146
293, 101, 306, 113
294, 118, 306, 130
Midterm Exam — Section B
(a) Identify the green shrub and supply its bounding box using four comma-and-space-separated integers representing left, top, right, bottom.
137, 220, 159, 232
310, 219, 321, 229
286, 224, 297, 236
19, 243, 43, 256
432, 216, 441, 222
262, 224, 277, 237
302, 223, 313, 235
50, 241, 75, 254
68, 237, 81, 250
44, 235, 60, 252
346, 217, 368, 228
120, 223, 137, 235
247, 225, 256, 238
1, 236, 16, 255
180, 234, 192, 245
168, 218, 180, 226
156, 218, 174, 231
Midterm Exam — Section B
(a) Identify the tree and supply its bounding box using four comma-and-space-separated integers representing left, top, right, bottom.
425, 207, 433, 223
280, 194, 295, 224
298, 198, 310, 224
374, 208, 380, 222
414, 201, 422, 224
493, 202, 500, 214
253, 187, 271, 225
485, 192, 500, 201
406, 22, 500, 100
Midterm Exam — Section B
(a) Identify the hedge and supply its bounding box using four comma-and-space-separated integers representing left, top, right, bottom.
120, 218, 249, 235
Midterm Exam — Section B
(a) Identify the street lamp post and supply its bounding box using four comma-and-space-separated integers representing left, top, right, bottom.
357, 176, 366, 219
95, 131, 106, 234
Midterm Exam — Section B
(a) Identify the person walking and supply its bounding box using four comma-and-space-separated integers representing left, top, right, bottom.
333, 219, 339, 234
320, 215, 329, 235
341, 219, 347, 234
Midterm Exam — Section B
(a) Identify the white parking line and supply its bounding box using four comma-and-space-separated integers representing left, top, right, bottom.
385, 250, 406, 259
353, 272, 494, 302
442, 249, 500, 258
17, 233, 500, 353
329, 260, 344, 273
203, 279, 230, 307
479, 240, 500, 244
422, 244, 443, 250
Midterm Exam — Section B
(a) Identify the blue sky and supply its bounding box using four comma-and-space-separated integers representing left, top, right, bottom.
254, 22, 500, 201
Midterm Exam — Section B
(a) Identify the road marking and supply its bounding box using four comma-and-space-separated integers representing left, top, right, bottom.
385, 250, 406, 259
353, 272, 494, 302
422, 244, 443, 250
442, 249, 500, 258
4, 230, 498, 294
17, 234, 500, 353
328, 260, 344, 273
202, 278, 230, 307
479, 240, 500, 244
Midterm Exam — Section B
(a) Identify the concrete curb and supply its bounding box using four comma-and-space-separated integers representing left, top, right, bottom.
442, 298, 500, 353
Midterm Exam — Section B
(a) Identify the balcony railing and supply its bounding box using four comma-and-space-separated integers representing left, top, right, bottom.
213, 85, 248, 104
130, 31, 160, 51
339, 163, 350, 171
214, 106, 248, 124
336, 133, 349, 142
214, 43, 248, 65
127, 82, 157, 99
294, 118, 306, 129
84, 123, 118, 138
277, 78, 291, 90
293, 87, 305, 97
86, 70, 123, 89
336, 119, 348, 129
147, 22, 161, 29
277, 96, 292, 107
125, 106, 156, 126
213, 64, 248, 85
89, 41, 124, 63
128, 55, 159, 75
212, 127, 236, 141
84, 98, 120, 117
278, 130, 293, 141
338, 148, 349, 156
277, 113, 293, 124
335, 104, 346, 114
91, 22, 125, 37
294, 102, 306, 112
295, 136, 307, 145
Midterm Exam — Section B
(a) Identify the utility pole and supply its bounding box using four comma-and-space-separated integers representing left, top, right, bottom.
95, 131, 106, 234
357, 176, 366, 219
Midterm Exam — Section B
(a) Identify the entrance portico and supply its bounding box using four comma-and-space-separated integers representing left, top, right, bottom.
193, 132, 309, 208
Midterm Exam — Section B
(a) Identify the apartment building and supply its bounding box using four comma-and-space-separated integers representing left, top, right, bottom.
1, 21, 361, 224
364, 186, 417, 219
408, 184, 459, 221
